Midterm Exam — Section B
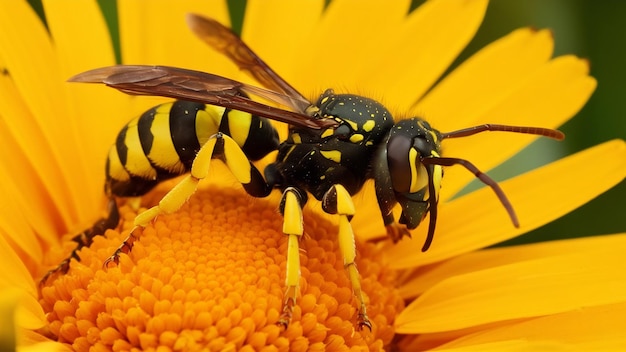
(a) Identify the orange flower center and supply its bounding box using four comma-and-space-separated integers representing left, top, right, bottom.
39, 185, 403, 350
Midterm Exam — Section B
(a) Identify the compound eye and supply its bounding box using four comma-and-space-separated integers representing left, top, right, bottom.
386, 133, 414, 193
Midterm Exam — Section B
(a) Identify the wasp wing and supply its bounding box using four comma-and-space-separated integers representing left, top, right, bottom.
185, 13, 311, 114
69, 65, 337, 130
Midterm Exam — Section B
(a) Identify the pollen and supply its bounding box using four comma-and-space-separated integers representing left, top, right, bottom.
39, 186, 403, 351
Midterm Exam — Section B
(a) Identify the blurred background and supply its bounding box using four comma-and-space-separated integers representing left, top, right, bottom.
27, 0, 625, 244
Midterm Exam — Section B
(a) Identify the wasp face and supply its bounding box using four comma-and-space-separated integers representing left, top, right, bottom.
391, 119, 443, 229
373, 118, 444, 233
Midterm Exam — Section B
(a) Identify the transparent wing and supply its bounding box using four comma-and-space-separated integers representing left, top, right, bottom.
69, 65, 337, 130
185, 13, 311, 114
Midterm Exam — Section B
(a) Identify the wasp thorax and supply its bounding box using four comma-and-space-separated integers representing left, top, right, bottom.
315, 90, 394, 146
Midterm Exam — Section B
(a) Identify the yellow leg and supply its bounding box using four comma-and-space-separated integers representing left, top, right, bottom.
105, 133, 271, 266
277, 187, 304, 328
104, 175, 209, 265
323, 184, 372, 331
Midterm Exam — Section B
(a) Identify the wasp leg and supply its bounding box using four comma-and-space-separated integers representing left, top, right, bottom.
277, 187, 305, 329
385, 222, 411, 243
322, 184, 372, 331
40, 198, 120, 287
103, 132, 273, 266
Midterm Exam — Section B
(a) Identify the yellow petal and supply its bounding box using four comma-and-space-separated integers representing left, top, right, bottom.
0, 2, 84, 225
440, 55, 596, 199
0, 179, 44, 264
0, 234, 45, 330
43, 0, 115, 77
395, 245, 626, 333
352, 181, 388, 240
0, 1, 64, 130
415, 28, 554, 130
118, 0, 230, 71
17, 330, 69, 352
0, 93, 83, 247
291, 0, 410, 92
241, 0, 324, 88
0, 236, 37, 296
117, 0, 235, 117
17, 341, 70, 352
363, 0, 488, 109
399, 233, 626, 298
0, 106, 64, 246
385, 139, 626, 268
3, 289, 46, 332
43, 0, 131, 201
434, 303, 626, 351
434, 341, 566, 351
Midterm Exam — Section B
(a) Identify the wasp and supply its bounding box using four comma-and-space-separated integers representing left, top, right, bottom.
41, 14, 564, 330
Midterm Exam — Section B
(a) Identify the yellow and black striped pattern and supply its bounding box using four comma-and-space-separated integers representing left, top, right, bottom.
105, 100, 279, 197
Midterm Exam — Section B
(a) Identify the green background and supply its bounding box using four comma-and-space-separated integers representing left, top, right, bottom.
28, 0, 625, 244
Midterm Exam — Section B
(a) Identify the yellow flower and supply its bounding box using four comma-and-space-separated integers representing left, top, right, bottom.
1, 0, 625, 351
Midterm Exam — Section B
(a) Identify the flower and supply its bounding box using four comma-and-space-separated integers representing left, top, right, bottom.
1, 0, 625, 351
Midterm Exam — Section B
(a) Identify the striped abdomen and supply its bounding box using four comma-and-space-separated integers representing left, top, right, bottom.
105, 100, 279, 197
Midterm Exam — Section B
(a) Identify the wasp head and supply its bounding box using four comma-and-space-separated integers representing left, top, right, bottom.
372, 118, 444, 250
